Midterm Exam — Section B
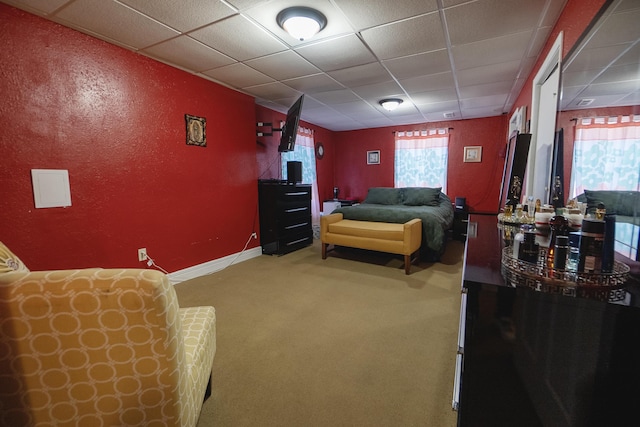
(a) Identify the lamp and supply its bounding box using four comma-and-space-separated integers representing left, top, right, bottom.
379, 98, 403, 111
277, 7, 327, 41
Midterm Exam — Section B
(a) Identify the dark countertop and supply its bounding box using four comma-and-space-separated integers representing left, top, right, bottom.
459, 213, 640, 427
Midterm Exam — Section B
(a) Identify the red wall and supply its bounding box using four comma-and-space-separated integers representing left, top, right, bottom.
333, 116, 508, 213
0, 4, 258, 271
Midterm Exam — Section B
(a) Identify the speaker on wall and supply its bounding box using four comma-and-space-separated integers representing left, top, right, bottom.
287, 161, 302, 184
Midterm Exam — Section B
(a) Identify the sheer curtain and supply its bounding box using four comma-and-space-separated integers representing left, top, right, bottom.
569, 115, 640, 197
281, 126, 320, 226
394, 129, 449, 190
569, 115, 640, 259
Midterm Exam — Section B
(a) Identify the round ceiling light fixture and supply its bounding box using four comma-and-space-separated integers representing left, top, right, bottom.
277, 7, 327, 41
379, 98, 403, 111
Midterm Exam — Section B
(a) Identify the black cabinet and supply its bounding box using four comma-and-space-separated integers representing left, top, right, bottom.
258, 180, 313, 255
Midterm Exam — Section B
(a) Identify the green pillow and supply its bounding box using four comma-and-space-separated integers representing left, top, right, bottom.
363, 187, 402, 205
402, 187, 442, 206
583, 190, 640, 216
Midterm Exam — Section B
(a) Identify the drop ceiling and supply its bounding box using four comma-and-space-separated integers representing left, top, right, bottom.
3, 0, 638, 131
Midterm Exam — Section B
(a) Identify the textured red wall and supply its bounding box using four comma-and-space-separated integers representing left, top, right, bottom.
333, 116, 508, 213
0, 5, 258, 271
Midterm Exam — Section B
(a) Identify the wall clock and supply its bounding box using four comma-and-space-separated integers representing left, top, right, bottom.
316, 142, 324, 159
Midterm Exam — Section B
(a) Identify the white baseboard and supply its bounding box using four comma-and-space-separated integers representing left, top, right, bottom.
169, 246, 262, 285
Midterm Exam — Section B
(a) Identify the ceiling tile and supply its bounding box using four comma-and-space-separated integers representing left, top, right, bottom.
54, 0, 179, 49
202, 63, 274, 88
242, 81, 301, 100
142, 36, 235, 72
350, 80, 404, 100
332, 0, 437, 30
586, 7, 640, 48
190, 15, 286, 61
328, 62, 392, 87
310, 89, 362, 104
383, 50, 451, 80
445, 0, 546, 45
411, 89, 459, 105
1, 0, 68, 14
119, 0, 236, 32
399, 72, 455, 93
459, 93, 508, 110
282, 74, 344, 93
295, 34, 377, 72
456, 60, 522, 87
452, 31, 532, 71
361, 12, 445, 60
459, 81, 513, 99
245, 51, 320, 80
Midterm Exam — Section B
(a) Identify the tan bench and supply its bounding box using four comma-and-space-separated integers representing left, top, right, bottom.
320, 213, 422, 274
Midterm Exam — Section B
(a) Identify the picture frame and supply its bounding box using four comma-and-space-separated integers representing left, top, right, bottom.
463, 146, 482, 163
185, 114, 206, 147
367, 150, 380, 165
498, 131, 532, 210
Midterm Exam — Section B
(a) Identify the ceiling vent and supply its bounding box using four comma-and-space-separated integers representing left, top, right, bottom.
443, 112, 456, 119
577, 98, 595, 106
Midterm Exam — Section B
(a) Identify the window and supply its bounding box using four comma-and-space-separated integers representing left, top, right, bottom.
394, 129, 449, 190
281, 127, 320, 225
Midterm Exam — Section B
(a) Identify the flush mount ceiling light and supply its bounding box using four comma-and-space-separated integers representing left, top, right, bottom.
379, 98, 403, 111
277, 7, 327, 41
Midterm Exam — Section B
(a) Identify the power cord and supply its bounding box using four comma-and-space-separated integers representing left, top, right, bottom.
212, 232, 258, 273
143, 231, 258, 278
143, 253, 169, 274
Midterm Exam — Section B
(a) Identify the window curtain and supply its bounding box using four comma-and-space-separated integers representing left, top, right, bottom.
569, 115, 640, 197
281, 126, 320, 225
394, 129, 449, 191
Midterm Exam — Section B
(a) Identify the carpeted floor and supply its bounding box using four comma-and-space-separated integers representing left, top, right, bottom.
174, 238, 464, 427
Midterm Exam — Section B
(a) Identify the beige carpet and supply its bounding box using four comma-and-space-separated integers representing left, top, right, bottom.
174, 239, 464, 427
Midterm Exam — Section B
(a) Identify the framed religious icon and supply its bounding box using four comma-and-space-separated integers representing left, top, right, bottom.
185, 114, 206, 147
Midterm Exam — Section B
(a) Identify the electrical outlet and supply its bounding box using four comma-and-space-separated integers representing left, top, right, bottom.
138, 248, 148, 262
251, 232, 257, 239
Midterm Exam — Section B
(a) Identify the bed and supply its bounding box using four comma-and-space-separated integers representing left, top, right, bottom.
332, 187, 454, 261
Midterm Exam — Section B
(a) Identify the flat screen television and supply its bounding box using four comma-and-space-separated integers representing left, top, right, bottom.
277, 94, 304, 152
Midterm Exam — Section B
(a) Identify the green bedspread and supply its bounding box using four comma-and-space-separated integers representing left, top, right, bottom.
333, 193, 454, 259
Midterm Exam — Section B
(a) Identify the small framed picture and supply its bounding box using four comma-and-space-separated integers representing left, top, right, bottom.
367, 150, 380, 165
185, 114, 206, 147
464, 146, 482, 163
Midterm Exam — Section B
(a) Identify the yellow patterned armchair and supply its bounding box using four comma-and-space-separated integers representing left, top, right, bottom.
0, 242, 216, 427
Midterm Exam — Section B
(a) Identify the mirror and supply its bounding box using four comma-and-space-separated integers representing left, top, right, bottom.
560, 0, 640, 112
558, 0, 640, 264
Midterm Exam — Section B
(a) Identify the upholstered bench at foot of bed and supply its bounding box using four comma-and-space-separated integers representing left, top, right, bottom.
320, 213, 422, 274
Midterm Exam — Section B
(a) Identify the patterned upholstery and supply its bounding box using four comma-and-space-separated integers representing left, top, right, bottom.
0, 242, 216, 427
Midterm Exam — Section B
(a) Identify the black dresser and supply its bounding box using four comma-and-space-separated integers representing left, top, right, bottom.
258, 180, 313, 255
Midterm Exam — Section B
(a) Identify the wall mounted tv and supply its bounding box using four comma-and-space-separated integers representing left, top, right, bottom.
277, 94, 304, 152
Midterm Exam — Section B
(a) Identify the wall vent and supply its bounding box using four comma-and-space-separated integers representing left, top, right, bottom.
577, 98, 595, 106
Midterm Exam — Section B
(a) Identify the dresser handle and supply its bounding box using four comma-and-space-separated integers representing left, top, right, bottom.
286, 237, 310, 246
285, 222, 309, 230
285, 207, 308, 213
